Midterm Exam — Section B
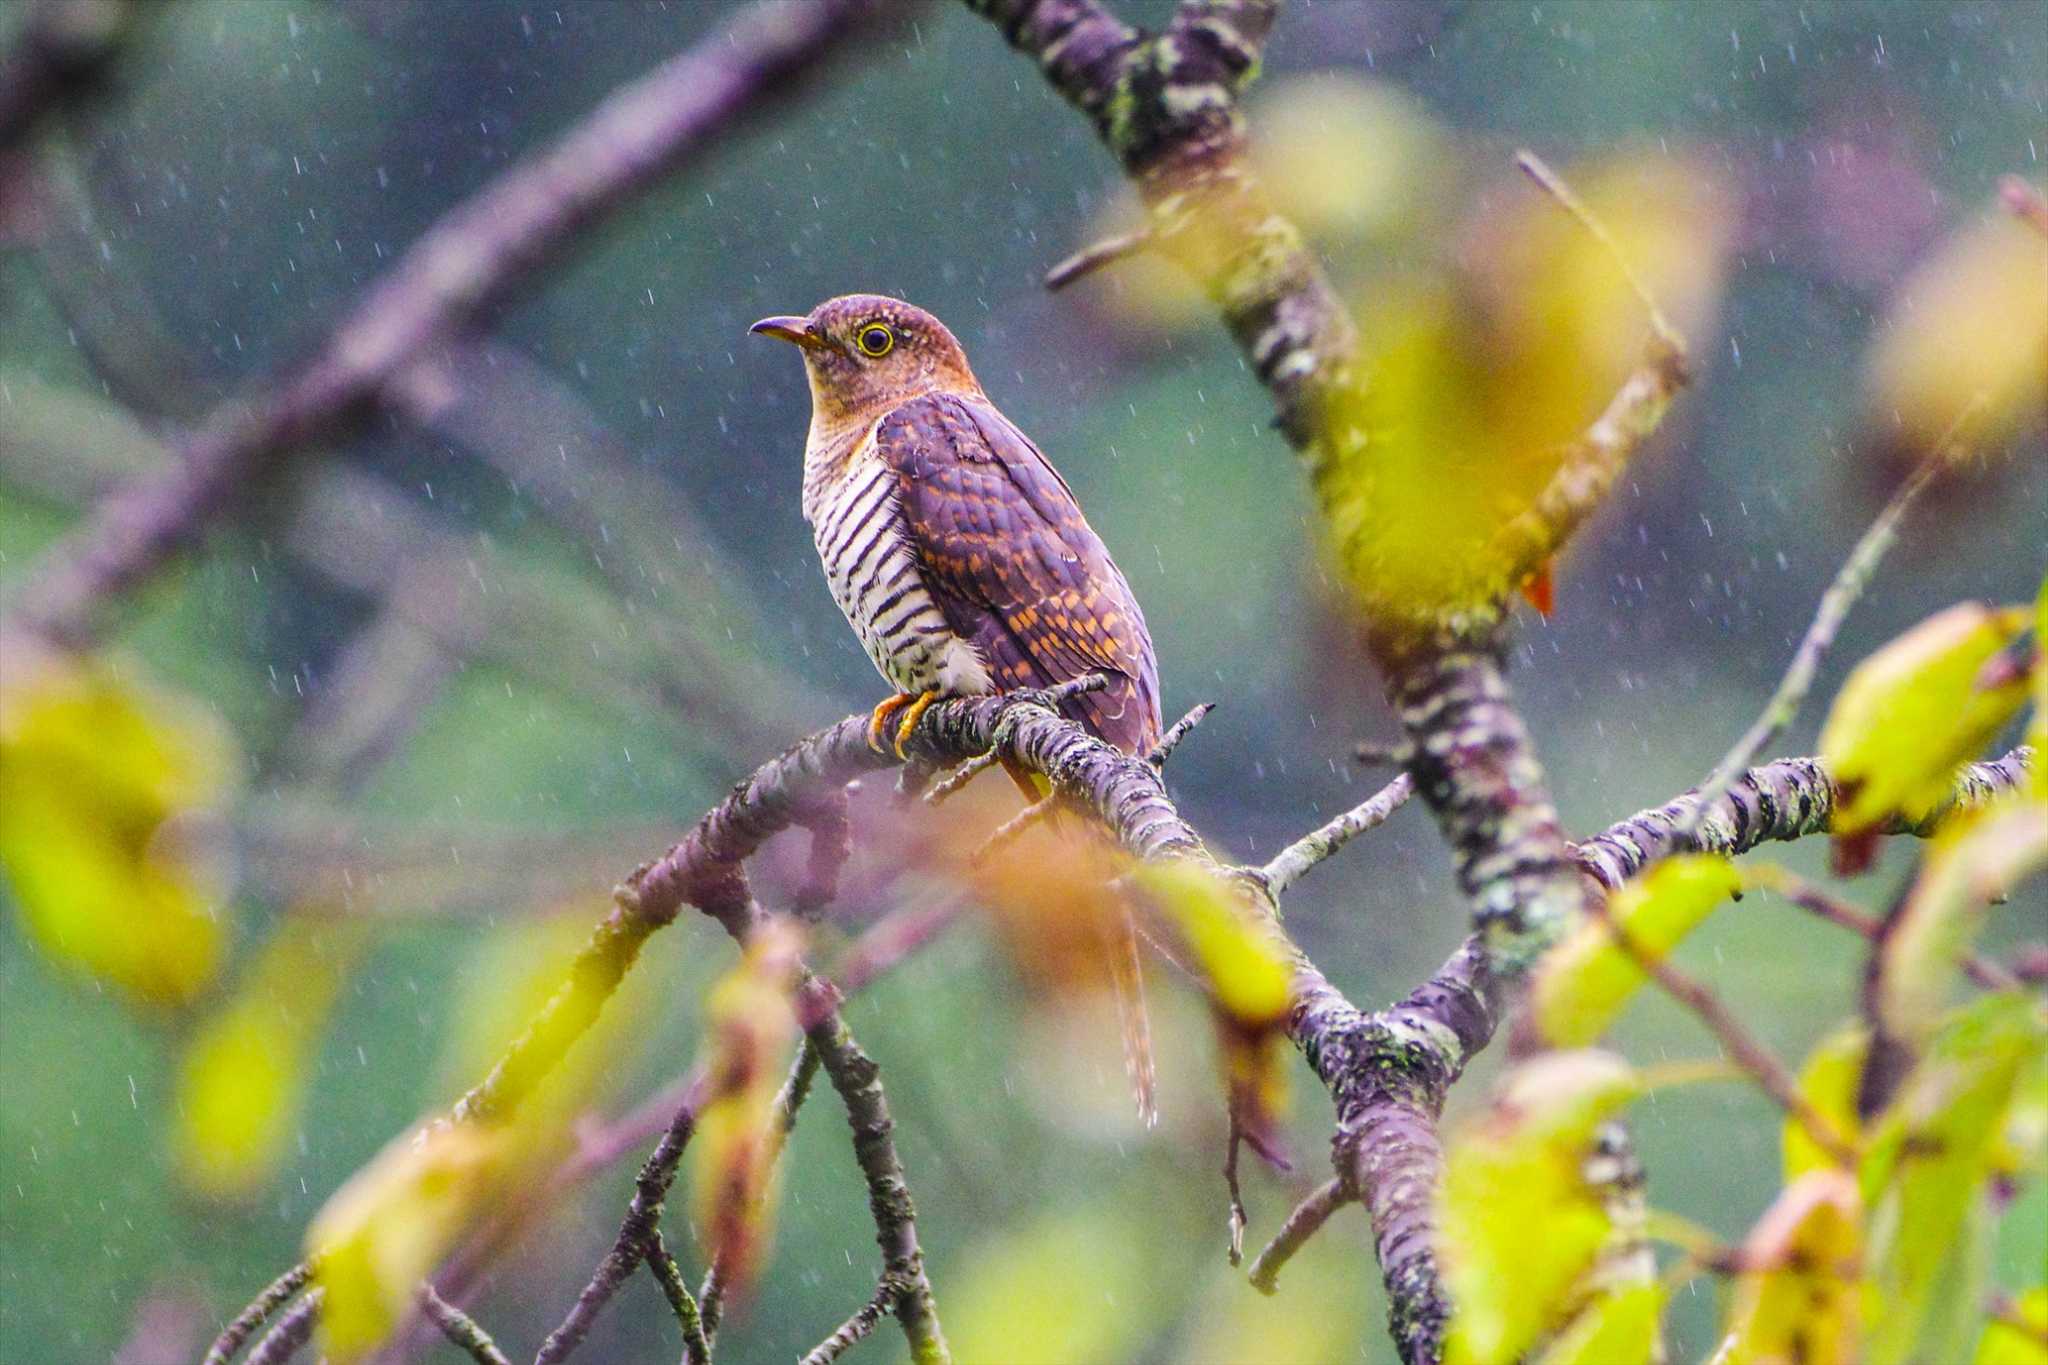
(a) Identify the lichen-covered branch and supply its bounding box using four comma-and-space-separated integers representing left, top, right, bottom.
799, 1276, 902, 1365
805, 983, 950, 1363
1573, 748, 2033, 891
6, 0, 907, 648
1258, 774, 1414, 896
416, 1284, 510, 1365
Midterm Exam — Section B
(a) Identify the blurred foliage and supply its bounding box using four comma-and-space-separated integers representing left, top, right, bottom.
1, 1, 2045, 1362
0, 652, 238, 1009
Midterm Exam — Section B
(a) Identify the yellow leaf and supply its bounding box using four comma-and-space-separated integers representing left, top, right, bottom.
1721, 1171, 1864, 1365
173, 913, 362, 1200
1880, 801, 2048, 1043
1319, 152, 1730, 627
1976, 1287, 2048, 1365
1535, 1283, 1665, 1365
1250, 76, 1455, 249
1441, 1051, 1641, 1365
0, 654, 238, 1007
1134, 862, 1289, 1028
2033, 571, 2047, 800
946, 1209, 1149, 1365
689, 919, 801, 1301
1134, 861, 1294, 1144
1531, 855, 1741, 1046
1819, 602, 2031, 843
1862, 994, 2048, 1365
1864, 209, 2048, 453
1785, 1028, 1869, 1183
308, 1121, 508, 1362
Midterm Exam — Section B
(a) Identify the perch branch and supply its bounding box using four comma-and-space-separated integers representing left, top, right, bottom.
6, 0, 907, 648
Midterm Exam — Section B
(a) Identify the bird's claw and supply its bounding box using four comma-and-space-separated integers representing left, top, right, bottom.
868, 694, 913, 754
892, 691, 940, 760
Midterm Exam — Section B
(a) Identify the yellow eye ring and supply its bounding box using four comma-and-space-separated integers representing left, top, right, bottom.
855, 323, 894, 358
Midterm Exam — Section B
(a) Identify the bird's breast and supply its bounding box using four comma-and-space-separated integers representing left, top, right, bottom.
808, 456, 982, 695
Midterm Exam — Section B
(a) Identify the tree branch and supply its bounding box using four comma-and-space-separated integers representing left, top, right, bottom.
417, 1284, 510, 1365
5, 0, 908, 648
1258, 774, 1414, 895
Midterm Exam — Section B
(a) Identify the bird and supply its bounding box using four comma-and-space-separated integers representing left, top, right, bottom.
752, 292, 1163, 1121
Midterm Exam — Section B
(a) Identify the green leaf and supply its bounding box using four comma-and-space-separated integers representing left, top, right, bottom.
1819, 602, 2031, 841
1976, 1288, 2048, 1365
1442, 1051, 1641, 1365
0, 654, 238, 1008
1786, 1027, 1869, 1182
1530, 855, 1741, 1047
1534, 1284, 1664, 1365
1863, 994, 2048, 1365
309, 1121, 508, 1363
1721, 1171, 1863, 1365
1880, 800, 2048, 1043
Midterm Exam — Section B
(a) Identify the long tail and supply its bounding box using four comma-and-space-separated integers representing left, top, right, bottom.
999, 756, 1158, 1128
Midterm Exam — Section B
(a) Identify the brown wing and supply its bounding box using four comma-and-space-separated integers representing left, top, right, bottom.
872, 393, 1161, 754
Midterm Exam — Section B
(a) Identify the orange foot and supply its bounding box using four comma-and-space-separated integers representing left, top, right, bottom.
868, 690, 940, 759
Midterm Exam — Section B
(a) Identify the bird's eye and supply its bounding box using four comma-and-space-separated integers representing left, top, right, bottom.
855, 324, 895, 358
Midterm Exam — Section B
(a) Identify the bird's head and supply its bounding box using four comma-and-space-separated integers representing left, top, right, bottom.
751, 294, 980, 426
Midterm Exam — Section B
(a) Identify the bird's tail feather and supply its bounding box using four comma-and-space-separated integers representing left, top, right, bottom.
999, 756, 1157, 1128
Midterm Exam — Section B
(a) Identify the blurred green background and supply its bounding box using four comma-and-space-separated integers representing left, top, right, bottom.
2, 1, 2043, 1361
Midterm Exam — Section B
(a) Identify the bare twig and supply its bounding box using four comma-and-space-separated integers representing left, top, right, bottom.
923, 748, 1001, 804
968, 791, 1059, 863
202, 1259, 316, 1365
1749, 865, 2020, 992
799, 1276, 904, 1365
533, 1075, 710, 1365
1149, 701, 1216, 768
242, 1290, 321, 1365
7, 0, 908, 648
1044, 227, 1154, 291
1223, 1112, 1249, 1266
643, 1229, 712, 1365
1247, 1178, 1348, 1294
1604, 912, 1856, 1167
808, 996, 950, 1363
1257, 773, 1415, 895
1674, 402, 1980, 842
418, 1284, 510, 1365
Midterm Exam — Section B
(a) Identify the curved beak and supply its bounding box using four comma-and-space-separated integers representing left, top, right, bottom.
749, 315, 826, 351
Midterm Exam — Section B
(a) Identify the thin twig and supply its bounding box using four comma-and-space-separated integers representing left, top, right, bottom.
798, 1276, 905, 1365
923, 748, 1000, 804
1224, 1112, 1249, 1266
418, 1283, 511, 1365
242, 1290, 321, 1365
1044, 227, 1154, 290
644, 1228, 712, 1365
810, 1005, 950, 1363
1751, 865, 2020, 992
1673, 401, 1982, 842
1258, 773, 1415, 895
1605, 914, 1857, 1167
533, 1067, 709, 1365
968, 792, 1059, 863
1515, 150, 1683, 349
202, 1259, 315, 1365
1149, 701, 1216, 768
1247, 1179, 1349, 1294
